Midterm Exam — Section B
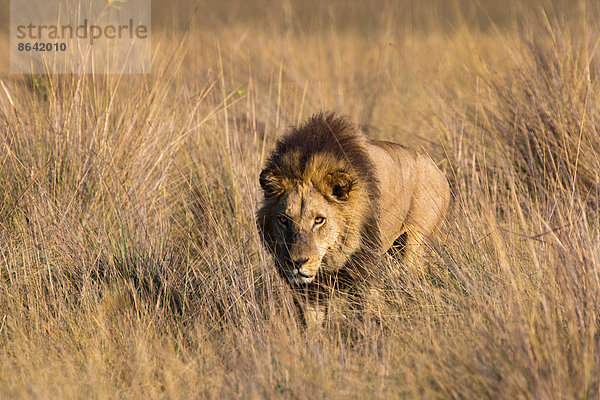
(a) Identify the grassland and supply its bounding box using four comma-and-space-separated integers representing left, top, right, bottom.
1, 0, 599, 398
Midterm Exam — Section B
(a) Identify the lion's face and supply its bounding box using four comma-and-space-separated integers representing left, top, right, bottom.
258, 162, 358, 286
266, 183, 343, 285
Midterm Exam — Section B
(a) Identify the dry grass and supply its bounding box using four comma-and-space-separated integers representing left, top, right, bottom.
1, 0, 600, 398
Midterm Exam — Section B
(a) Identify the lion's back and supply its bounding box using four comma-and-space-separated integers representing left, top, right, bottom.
368, 139, 450, 251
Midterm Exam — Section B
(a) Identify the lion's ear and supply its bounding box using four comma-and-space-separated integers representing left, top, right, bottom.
326, 171, 353, 201
259, 169, 284, 197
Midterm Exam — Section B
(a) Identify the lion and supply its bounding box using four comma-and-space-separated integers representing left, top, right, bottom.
257, 112, 450, 325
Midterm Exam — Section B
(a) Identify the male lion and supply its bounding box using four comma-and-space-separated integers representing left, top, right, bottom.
257, 112, 449, 324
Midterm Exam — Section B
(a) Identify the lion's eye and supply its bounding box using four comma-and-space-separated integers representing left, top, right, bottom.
314, 216, 326, 225
278, 215, 288, 225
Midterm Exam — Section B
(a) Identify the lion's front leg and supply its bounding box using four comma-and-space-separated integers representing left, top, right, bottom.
304, 302, 326, 328
293, 294, 326, 328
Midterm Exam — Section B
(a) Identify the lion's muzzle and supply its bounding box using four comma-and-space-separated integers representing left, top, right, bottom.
280, 255, 319, 285
279, 231, 321, 285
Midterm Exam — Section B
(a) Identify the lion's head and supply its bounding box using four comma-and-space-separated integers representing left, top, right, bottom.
257, 112, 381, 287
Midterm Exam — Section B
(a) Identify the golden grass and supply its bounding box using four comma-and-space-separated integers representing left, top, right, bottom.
1, 0, 599, 398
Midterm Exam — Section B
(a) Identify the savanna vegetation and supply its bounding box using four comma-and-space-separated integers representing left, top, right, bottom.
0, 0, 599, 398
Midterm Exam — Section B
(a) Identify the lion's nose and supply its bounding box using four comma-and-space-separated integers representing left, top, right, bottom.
292, 258, 309, 268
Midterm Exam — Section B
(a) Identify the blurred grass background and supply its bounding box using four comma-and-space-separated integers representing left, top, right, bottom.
0, 0, 599, 398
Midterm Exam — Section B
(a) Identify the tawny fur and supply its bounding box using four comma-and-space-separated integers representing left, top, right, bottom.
256, 112, 450, 323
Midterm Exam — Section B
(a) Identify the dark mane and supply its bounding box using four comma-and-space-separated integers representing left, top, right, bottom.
270, 112, 375, 184
263, 111, 382, 283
